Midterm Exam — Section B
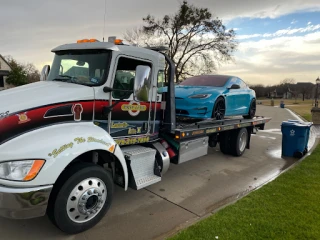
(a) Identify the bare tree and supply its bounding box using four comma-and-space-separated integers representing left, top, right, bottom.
124, 1, 237, 82
249, 84, 266, 98
296, 82, 314, 101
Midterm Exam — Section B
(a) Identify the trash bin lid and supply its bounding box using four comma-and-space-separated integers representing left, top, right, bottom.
281, 121, 312, 128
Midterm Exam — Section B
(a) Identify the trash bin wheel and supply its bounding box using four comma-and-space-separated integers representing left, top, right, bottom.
293, 151, 303, 158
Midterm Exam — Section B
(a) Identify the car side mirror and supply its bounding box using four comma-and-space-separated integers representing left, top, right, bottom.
229, 84, 240, 90
40, 65, 50, 81
134, 65, 151, 102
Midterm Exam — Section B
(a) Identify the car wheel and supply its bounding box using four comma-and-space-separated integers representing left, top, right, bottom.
243, 99, 256, 119
47, 162, 114, 234
212, 97, 225, 120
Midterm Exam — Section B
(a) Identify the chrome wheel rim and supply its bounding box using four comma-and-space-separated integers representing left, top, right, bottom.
239, 131, 247, 152
66, 178, 107, 223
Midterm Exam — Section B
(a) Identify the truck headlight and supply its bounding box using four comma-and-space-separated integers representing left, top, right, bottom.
0, 160, 45, 181
188, 94, 212, 99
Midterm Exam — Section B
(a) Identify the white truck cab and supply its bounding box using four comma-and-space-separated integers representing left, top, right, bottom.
0, 37, 270, 234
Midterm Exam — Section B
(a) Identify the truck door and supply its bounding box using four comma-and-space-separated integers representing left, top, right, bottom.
109, 56, 153, 140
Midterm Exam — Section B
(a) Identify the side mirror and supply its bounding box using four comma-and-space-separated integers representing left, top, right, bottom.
134, 65, 151, 102
229, 84, 240, 90
40, 65, 50, 81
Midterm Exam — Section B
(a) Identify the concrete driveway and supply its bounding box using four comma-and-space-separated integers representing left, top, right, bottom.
0, 105, 312, 240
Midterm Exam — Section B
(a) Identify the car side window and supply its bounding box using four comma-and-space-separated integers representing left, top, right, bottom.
112, 57, 152, 99
239, 79, 247, 89
226, 77, 237, 88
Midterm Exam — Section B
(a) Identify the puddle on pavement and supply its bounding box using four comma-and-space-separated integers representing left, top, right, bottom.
253, 135, 277, 140
260, 129, 282, 134
267, 148, 282, 159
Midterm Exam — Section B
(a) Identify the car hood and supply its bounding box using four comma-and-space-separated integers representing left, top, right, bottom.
174, 85, 223, 98
0, 81, 94, 145
0, 81, 94, 115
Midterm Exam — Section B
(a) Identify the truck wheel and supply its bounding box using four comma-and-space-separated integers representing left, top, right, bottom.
230, 128, 248, 156
219, 132, 232, 154
47, 162, 114, 234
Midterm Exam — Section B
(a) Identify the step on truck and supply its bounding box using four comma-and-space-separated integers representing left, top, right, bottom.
0, 37, 271, 234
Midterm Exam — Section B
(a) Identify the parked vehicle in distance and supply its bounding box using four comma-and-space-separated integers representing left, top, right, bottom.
173, 75, 256, 120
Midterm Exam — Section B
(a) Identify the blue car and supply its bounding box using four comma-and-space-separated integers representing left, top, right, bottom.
171, 75, 256, 120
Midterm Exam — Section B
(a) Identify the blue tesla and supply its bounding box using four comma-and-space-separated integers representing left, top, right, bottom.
173, 75, 256, 120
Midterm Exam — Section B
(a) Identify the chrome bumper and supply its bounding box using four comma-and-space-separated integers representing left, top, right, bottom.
0, 185, 53, 219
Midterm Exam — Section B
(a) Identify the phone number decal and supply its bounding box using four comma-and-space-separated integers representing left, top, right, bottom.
115, 136, 150, 146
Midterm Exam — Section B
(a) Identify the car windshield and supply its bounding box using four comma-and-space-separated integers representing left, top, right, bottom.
47, 50, 111, 86
180, 75, 229, 87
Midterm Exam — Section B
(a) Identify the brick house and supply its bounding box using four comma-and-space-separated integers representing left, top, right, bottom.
0, 55, 12, 90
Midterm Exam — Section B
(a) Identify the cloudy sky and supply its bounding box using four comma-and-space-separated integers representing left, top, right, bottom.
1, 0, 320, 85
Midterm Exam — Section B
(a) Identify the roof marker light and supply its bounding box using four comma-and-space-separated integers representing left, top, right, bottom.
114, 39, 123, 45
77, 39, 98, 43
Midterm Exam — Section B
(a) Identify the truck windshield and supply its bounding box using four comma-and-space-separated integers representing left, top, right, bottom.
47, 50, 111, 86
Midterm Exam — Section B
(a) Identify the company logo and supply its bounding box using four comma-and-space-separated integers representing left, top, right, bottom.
290, 129, 295, 137
121, 101, 147, 117
17, 112, 30, 124
72, 104, 83, 121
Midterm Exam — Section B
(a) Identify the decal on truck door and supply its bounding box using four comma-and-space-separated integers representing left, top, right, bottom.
94, 100, 162, 138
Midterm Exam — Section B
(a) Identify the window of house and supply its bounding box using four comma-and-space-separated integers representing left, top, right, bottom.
0, 76, 4, 88
112, 57, 152, 99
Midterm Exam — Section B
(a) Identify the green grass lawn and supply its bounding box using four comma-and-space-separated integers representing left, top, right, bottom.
286, 105, 313, 121
257, 98, 314, 106
257, 98, 313, 121
170, 145, 320, 240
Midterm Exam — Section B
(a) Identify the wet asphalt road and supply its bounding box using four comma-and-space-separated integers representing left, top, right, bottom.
0, 105, 314, 240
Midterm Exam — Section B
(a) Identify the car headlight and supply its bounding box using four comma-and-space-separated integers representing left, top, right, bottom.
188, 94, 212, 99
0, 160, 45, 181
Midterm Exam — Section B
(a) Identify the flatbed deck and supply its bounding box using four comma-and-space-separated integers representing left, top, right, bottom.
173, 116, 271, 141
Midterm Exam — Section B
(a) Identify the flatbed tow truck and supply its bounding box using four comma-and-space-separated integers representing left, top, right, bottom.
0, 37, 271, 234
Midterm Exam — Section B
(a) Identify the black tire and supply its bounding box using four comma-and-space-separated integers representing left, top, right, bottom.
212, 97, 226, 120
243, 99, 256, 119
219, 131, 232, 154
230, 128, 248, 156
47, 162, 114, 234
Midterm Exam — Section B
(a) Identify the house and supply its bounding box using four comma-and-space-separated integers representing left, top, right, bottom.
268, 87, 295, 99
0, 55, 12, 90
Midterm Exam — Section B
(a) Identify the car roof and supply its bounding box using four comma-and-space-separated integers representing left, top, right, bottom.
183, 74, 237, 82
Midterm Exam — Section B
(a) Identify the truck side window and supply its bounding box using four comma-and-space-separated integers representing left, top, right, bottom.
157, 70, 164, 87
112, 57, 152, 99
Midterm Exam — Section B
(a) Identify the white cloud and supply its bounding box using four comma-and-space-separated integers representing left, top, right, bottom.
291, 19, 298, 24
308, 21, 312, 25
219, 31, 320, 85
237, 24, 320, 40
